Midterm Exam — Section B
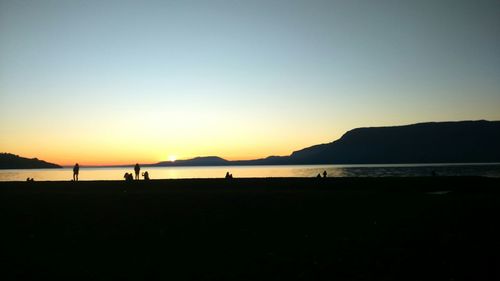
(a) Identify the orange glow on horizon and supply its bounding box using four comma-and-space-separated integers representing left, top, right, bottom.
7, 144, 312, 167
2, 125, 339, 166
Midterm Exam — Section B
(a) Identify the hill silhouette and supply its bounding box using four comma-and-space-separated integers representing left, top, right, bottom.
153, 120, 500, 166
156, 156, 229, 166
287, 120, 500, 164
0, 153, 62, 169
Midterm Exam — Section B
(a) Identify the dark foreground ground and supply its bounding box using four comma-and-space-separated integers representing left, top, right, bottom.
0, 177, 499, 280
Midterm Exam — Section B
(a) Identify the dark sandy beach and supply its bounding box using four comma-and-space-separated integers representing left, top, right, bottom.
1, 177, 499, 280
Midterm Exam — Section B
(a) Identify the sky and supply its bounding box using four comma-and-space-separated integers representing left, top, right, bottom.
1, 0, 500, 166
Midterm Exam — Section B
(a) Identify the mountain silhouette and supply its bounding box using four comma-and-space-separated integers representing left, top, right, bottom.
287, 120, 500, 164
153, 120, 500, 166
4, 121, 498, 169
0, 153, 62, 169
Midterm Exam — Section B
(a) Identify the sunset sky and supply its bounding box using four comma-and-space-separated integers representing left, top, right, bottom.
1, 0, 500, 166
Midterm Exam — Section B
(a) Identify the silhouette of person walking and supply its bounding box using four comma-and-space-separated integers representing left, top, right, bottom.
73, 163, 80, 181
134, 163, 140, 180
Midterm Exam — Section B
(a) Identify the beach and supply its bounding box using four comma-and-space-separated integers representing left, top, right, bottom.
1, 177, 499, 280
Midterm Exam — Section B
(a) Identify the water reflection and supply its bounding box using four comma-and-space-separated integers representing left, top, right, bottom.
0, 163, 499, 182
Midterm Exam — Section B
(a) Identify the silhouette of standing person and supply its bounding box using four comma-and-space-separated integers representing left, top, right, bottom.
322, 170, 327, 178
73, 163, 79, 181
134, 163, 140, 180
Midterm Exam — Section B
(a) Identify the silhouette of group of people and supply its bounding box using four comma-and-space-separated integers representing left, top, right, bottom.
69, 163, 330, 181
126, 163, 150, 181
26, 177, 34, 182
72, 162, 150, 182
133, 163, 150, 180
316, 170, 328, 178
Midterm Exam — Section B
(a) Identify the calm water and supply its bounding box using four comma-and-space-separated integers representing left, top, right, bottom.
1, 163, 500, 181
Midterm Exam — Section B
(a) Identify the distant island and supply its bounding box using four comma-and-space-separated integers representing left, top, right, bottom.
0, 153, 62, 169
153, 120, 500, 166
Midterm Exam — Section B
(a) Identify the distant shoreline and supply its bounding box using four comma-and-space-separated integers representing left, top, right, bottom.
56, 161, 500, 169
4, 120, 500, 169
1, 161, 499, 170
1, 162, 499, 182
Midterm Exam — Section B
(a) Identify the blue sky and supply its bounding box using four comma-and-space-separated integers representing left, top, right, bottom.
1, 0, 499, 164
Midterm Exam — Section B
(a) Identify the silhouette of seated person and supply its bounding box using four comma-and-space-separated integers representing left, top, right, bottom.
142, 171, 150, 180
124, 172, 134, 181
316, 173, 322, 178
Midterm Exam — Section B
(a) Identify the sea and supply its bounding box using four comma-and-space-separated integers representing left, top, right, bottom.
1, 163, 500, 181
